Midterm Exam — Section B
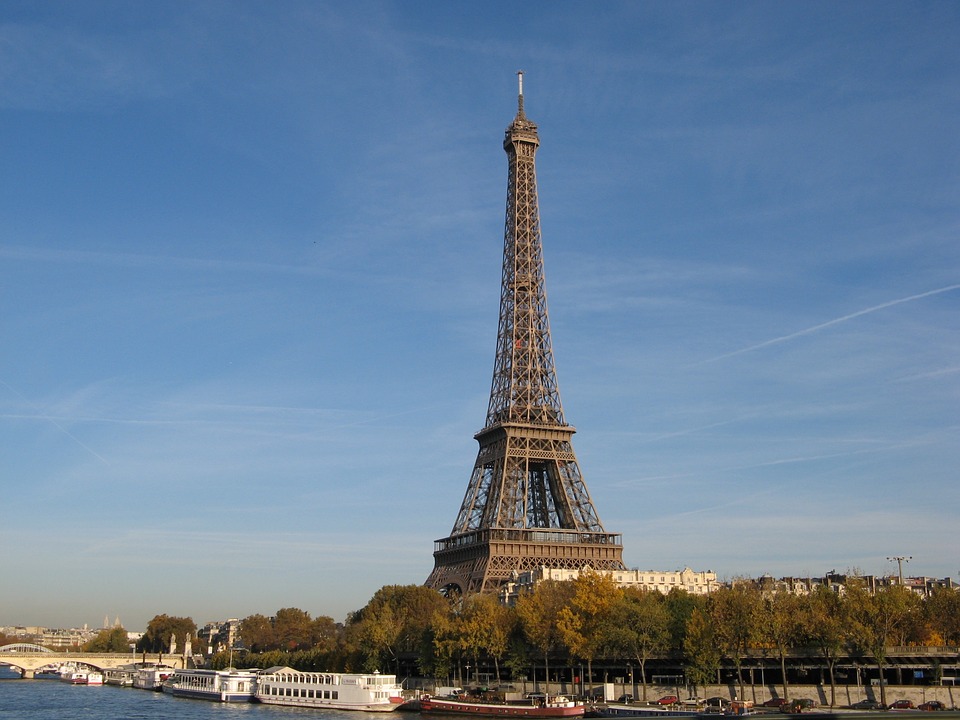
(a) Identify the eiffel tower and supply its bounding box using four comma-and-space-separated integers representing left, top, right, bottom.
426, 73, 625, 597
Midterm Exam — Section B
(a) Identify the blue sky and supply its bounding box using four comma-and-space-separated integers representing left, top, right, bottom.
2, 1, 958, 632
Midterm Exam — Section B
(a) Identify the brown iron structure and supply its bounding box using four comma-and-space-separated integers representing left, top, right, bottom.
426, 73, 625, 597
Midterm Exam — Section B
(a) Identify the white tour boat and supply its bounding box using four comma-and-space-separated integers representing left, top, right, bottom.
163, 667, 258, 703
255, 667, 405, 712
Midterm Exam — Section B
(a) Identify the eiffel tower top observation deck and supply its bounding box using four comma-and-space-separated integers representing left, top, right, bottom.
425, 73, 625, 596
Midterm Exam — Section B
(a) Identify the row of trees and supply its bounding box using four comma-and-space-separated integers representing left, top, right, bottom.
109, 574, 959, 708
76, 614, 200, 654
243, 576, 958, 706
238, 608, 339, 653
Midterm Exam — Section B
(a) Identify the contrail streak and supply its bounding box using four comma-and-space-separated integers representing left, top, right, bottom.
695, 283, 960, 365
0, 379, 111, 465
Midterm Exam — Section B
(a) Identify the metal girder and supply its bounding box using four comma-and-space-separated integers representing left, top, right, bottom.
427, 74, 624, 596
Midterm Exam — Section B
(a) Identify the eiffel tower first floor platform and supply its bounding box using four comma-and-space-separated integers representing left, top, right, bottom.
425, 527, 625, 596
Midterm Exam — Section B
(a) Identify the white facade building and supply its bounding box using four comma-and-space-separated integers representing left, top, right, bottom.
499, 566, 718, 605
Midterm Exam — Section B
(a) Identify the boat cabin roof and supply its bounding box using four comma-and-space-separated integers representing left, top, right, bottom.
262, 666, 297, 674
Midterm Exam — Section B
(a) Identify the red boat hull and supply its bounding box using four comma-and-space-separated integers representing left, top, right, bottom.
421, 697, 586, 718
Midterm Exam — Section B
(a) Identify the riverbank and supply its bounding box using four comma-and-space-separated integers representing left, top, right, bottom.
525, 682, 957, 709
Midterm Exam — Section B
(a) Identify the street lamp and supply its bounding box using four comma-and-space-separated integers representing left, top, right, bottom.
886, 556, 912, 585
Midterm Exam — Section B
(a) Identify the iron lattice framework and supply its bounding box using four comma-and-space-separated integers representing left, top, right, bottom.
426, 73, 624, 596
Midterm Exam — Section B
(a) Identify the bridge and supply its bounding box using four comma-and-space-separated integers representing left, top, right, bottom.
0, 643, 184, 678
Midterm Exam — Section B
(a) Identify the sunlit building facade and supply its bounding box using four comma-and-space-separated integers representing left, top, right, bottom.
499, 566, 718, 605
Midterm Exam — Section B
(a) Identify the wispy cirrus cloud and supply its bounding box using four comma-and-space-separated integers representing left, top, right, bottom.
693, 284, 960, 366
0, 378, 112, 465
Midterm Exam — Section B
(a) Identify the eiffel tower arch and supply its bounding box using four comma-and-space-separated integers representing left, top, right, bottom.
426, 73, 625, 598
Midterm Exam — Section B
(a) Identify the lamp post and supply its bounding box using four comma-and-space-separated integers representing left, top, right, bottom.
886, 556, 912, 585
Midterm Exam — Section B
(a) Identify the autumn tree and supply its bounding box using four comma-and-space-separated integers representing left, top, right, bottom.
239, 613, 276, 652
609, 587, 670, 701
354, 601, 402, 672
430, 601, 461, 684
515, 579, 576, 693
274, 607, 315, 651
925, 587, 960, 645
801, 586, 846, 706
84, 626, 130, 653
709, 583, 762, 700
761, 591, 803, 702
683, 607, 720, 696
459, 593, 514, 685
503, 628, 535, 691
348, 584, 448, 674
846, 583, 921, 706
310, 615, 340, 655
137, 614, 197, 653
557, 570, 621, 696
663, 588, 705, 650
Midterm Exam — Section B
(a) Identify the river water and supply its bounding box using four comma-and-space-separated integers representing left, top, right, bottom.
0, 671, 385, 720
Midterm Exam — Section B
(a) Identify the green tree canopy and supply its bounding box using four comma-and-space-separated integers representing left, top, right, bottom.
610, 587, 670, 701
239, 613, 276, 653
515, 579, 576, 692
309, 615, 340, 654
709, 583, 762, 699
238, 609, 341, 655
683, 607, 720, 694
846, 582, 921, 706
137, 614, 197, 653
347, 584, 448, 674
803, 585, 846, 706
762, 591, 804, 702
274, 607, 314, 651
83, 626, 130, 653
663, 588, 705, 650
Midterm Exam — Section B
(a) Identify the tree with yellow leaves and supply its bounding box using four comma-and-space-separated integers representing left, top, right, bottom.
556, 570, 621, 696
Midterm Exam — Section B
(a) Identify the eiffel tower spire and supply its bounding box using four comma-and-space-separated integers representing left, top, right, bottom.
426, 74, 625, 597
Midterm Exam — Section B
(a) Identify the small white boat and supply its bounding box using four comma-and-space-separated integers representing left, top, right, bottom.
59, 665, 94, 685
164, 668, 258, 703
133, 664, 176, 690
60, 669, 88, 684
255, 667, 405, 712
104, 667, 136, 686
86, 672, 104, 686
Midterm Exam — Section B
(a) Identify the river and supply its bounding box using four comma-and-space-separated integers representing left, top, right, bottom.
0, 669, 387, 720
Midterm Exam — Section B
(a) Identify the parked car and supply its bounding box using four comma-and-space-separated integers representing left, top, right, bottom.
616, 695, 634, 704
763, 698, 789, 709
889, 700, 915, 710
782, 698, 818, 713
705, 697, 730, 712
918, 701, 946, 711
654, 695, 679, 706
850, 700, 886, 710
680, 698, 704, 709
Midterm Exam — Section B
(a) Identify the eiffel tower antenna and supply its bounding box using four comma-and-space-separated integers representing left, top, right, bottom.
426, 74, 625, 597
517, 70, 525, 117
